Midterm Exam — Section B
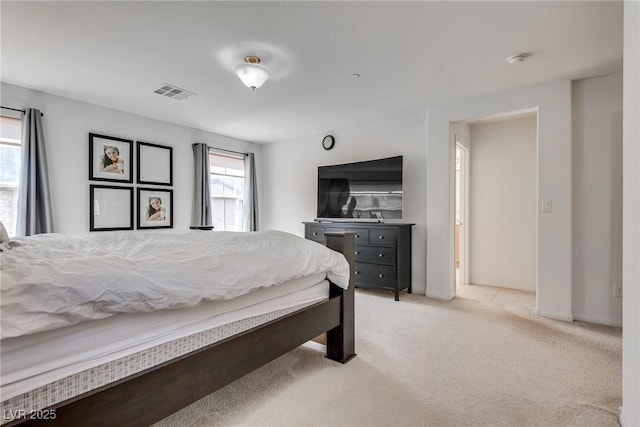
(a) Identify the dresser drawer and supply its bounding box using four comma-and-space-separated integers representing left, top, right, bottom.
305, 225, 326, 243
346, 228, 369, 245
354, 246, 395, 266
368, 228, 395, 245
354, 263, 396, 286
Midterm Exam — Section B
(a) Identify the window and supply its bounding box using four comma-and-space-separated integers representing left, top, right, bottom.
209, 151, 246, 231
0, 115, 22, 237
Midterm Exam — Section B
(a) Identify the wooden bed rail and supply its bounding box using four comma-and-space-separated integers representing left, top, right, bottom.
10, 232, 356, 427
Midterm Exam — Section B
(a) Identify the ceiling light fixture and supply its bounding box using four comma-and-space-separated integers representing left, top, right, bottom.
506, 53, 530, 64
234, 56, 271, 91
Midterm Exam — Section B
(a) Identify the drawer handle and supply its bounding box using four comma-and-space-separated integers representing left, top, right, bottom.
378, 235, 384, 240
355, 271, 360, 275
313, 232, 318, 236
355, 251, 360, 255
378, 253, 384, 258
378, 273, 384, 278
355, 234, 360, 238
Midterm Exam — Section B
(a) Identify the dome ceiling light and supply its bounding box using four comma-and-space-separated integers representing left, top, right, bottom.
234, 56, 271, 91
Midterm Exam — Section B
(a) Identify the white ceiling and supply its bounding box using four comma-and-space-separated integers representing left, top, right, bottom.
0, 1, 623, 143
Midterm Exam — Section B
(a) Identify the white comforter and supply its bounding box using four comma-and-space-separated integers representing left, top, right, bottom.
0, 230, 350, 339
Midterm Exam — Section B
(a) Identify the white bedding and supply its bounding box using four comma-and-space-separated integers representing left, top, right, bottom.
1, 230, 350, 338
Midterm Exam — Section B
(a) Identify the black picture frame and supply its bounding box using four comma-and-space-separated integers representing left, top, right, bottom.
137, 141, 173, 186
137, 187, 173, 229
89, 133, 134, 183
90, 185, 134, 231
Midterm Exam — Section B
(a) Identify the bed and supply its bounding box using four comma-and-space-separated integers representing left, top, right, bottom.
0, 229, 355, 426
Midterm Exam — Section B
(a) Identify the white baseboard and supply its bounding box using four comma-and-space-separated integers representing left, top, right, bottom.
426, 290, 455, 301
573, 314, 622, 328
618, 406, 629, 427
535, 309, 574, 323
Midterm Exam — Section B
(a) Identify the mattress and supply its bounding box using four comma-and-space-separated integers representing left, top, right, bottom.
1, 273, 329, 420
2, 230, 350, 338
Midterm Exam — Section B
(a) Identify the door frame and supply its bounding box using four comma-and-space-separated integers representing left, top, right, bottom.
455, 141, 470, 286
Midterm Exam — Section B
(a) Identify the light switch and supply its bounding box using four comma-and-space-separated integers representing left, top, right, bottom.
541, 199, 552, 212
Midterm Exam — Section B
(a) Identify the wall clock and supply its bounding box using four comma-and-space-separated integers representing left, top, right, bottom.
322, 135, 335, 150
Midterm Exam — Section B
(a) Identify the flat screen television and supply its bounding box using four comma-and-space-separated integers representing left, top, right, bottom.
316, 155, 403, 221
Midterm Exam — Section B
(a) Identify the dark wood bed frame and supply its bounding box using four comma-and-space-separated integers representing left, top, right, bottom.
12, 232, 355, 427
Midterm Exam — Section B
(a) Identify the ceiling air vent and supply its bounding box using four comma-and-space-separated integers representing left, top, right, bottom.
153, 83, 195, 101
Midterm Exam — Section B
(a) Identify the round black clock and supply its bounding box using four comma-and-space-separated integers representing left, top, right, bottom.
322, 135, 335, 150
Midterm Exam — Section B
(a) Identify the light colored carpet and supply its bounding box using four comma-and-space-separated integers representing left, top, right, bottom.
154, 289, 622, 427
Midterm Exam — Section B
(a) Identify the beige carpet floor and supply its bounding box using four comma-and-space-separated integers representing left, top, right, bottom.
154, 289, 622, 427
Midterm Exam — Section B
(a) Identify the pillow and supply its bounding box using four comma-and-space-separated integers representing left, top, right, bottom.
0, 220, 11, 251
0, 220, 9, 244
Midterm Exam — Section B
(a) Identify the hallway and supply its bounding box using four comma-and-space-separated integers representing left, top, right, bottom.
456, 282, 536, 315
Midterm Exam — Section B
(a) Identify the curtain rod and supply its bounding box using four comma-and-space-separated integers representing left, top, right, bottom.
1, 106, 44, 117
211, 146, 248, 157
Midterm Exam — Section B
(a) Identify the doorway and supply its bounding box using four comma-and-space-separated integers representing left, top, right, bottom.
454, 114, 537, 314
455, 142, 469, 289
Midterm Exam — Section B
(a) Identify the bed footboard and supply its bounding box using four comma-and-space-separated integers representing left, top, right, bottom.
9, 232, 356, 427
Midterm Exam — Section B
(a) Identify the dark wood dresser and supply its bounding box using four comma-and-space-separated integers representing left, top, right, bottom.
304, 222, 413, 301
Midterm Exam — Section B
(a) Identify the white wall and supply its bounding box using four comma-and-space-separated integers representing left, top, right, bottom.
1, 82, 261, 235
261, 111, 428, 294
469, 116, 537, 292
572, 73, 623, 327
427, 80, 573, 323
621, 2, 640, 426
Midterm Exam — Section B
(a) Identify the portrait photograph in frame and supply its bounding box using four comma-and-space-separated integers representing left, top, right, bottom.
137, 141, 173, 186
138, 187, 173, 229
89, 133, 133, 183
90, 185, 134, 231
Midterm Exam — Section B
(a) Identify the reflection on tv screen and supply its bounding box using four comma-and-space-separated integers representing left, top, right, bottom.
317, 156, 402, 221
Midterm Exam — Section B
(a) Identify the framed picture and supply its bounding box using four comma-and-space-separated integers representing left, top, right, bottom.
137, 141, 173, 186
89, 133, 133, 183
90, 185, 134, 231
138, 187, 173, 229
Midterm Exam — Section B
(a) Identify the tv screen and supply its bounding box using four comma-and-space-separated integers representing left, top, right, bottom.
316, 156, 403, 221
